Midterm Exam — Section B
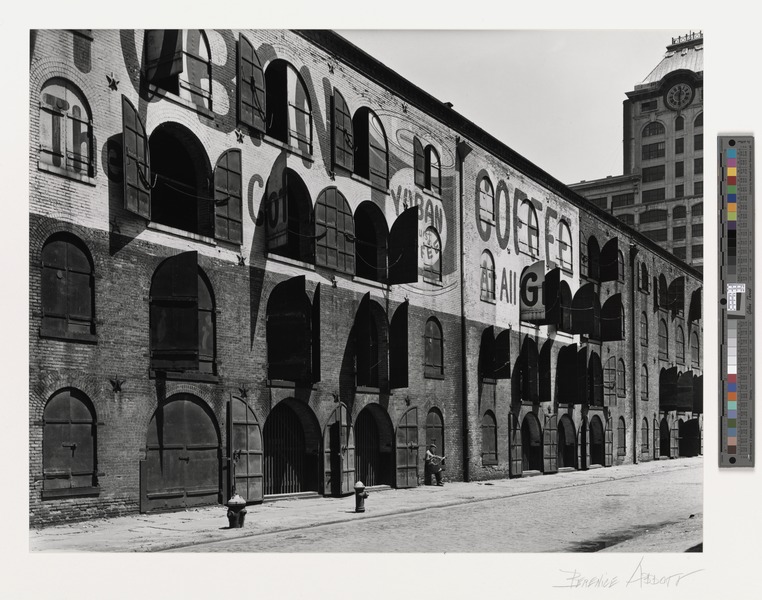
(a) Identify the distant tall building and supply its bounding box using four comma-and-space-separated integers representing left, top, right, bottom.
569, 32, 704, 272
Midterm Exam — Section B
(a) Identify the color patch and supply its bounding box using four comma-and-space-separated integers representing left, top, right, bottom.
728, 167, 737, 177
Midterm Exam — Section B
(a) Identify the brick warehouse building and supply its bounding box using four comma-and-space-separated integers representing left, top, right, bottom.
28, 29, 703, 526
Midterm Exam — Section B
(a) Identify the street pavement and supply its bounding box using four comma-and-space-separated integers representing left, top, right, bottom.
29, 457, 702, 552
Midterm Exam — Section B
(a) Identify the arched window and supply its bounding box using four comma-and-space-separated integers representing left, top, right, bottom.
265, 60, 313, 154
640, 312, 648, 347
518, 200, 539, 256
480, 250, 495, 301
351, 107, 389, 189
617, 359, 626, 397
673, 205, 687, 219
266, 168, 315, 264
642, 121, 665, 137
641, 418, 650, 453
604, 356, 616, 406
691, 331, 700, 367
557, 221, 573, 272
40, 233, 95, 340
143, 30, 212, 110
149, 122, 213, 236
694, 113, 703, 128
479, 176, 495, 223
424, 318, 444, 379
675, 115, 684, 131
422, 227, 442, 282
617, 250, 625, 283
481, 411, 497, 465
354, 297, 390, 389
39, 78, 93, 177
354, 201, 388, 283
658, 319, 668, 358
640, 263, 650, 292
676, 326, 685, 363
641, 365, 649, 400
42, 389, 98, 497
658, 274, 669, 308
426, 409, 444, 455
617, 417, 626, 456
150, 252, 216, 375
315, 188, 355, 274
425, 145, 441, 195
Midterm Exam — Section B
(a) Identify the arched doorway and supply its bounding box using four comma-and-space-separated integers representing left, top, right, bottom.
660, 418, 671, 457
143, 394, 221, 512
590, 415, 605, 465
557, 415, 576, 469
426, 409, 444, 455
354, 404, 394, 487
521, 413, 543, 472
680, 419, 701, 457
263, 399, 320, 495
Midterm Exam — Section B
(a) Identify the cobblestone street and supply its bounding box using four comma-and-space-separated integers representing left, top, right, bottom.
31, 458, 701, 553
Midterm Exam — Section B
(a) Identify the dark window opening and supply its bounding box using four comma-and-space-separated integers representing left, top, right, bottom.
480, 250, 496, 301
41, 233, 95, 339
642, 142, 665, 161
354, 202, 388, 282
424, 318, 444, 379
149, 123, 212, 236
425, 145, 441, 194
642, 165, 665, 182
266, 169, 315, 264
315, 188, 354, 274
265, 60, 312, 154
642, 121, 664, 136
481, 411, 497, 465
352, 107, 388, 189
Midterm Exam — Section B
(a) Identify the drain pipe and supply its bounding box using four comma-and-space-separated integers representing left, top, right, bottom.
629, 243, 639, 464
457, 136, 473, 481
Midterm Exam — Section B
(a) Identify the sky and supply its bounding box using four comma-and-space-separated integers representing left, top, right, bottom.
338, 30, 679, 184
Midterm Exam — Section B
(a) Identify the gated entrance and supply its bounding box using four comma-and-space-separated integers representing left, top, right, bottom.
323, 403, 355, 496
521, 412, 543, 472
681, 418, 701, 457
557, 415, 576, 469
227, 396, 263, 504
142, 394, 221, 512
660, 417, 671, 457
396, 408, 419, 488
263, 400, 320, 495
590, 415, 605, 465
355, 404, 394, 487
578, 416, 589, 470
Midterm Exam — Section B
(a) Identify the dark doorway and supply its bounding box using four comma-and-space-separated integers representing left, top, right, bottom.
263, 401, 319, 495
521, 413, 543, 472
354, 202, 388, 282
557, 415, 576, 468
578, 417, 588, 470
143, 394, 221, 512
680, 418, 701, 457
660, 418, 671, 457
590, 415, 605, 465
354, 405, 394, 487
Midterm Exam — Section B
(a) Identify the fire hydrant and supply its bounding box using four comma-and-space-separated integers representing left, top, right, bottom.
354, 481, 369, 513
226, 493, 247, 528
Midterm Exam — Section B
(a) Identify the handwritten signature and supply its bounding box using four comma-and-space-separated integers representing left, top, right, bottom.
554, 557, 703, 589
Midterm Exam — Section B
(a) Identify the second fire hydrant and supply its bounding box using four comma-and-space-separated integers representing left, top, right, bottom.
226, 493, 247, 528
354, 481, 369, 513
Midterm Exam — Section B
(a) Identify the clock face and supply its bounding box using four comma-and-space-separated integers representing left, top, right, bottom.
422, 229, 441, 269
665, 83, 694, 110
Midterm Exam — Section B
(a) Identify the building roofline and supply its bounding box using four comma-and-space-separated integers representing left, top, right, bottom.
294, 30, 702, 280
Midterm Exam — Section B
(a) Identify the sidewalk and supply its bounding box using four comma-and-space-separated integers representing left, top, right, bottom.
30, 458, 702, 552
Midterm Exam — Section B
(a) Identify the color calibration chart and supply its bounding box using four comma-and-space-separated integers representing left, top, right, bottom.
719, 135, 754, 468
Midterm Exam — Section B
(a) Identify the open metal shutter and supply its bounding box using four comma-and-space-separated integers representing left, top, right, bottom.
214, 149, 243, 244
389, 300, 409, 389
332, 89, 354, 172
601, 293, 624, 341
122, 95, 151, 219
388, 206, 419, 284
144, 30, 183, 83
238, 33, 266, 132
493, 328, 511, 379
599, 237, 619, 282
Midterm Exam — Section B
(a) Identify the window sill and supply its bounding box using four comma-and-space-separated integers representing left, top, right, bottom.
424, 372, 445, 380
481, 458, 498, 467
150, 371, 220, 383
42, 486, 100, 500
423, 277, 443, 287
352, 275, 388, 289
480, 297, 496, 305
348, 171, 389, 195
146, 83, 214, 119
39, 328, 98, 344
38, 161, 96, 186
559, 265, 573, 276
267, 252, 316, 271
147, 222, 217, 246
261, 134, 314, 163
356, 386, 383, 395
267, 379, 317, 390
421, 187, 442, 201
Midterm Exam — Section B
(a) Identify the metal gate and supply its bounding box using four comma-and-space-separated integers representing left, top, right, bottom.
263, 402, 306, 495
557, 416, 576, 469
522, 414, 543, 472
143, 395, 220, 512
604, 416, 613, 467
323, 403, 355, 496
590, 416, 605, 465
543, 414, 558, 474
228, 395, 263, 504
395, 408, 419, 488
355, 408, 382, 487
509, 414, 523, 477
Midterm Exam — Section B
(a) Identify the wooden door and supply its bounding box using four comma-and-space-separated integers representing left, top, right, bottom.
509, 415, 523, 478
653, 416, 660, 459
543, 414, 558, 474
604, 417, 613, 466
228, 395, 263, 503
670, 419, 680, 458
323, 404, 355, 496
395, 408, 419, 488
